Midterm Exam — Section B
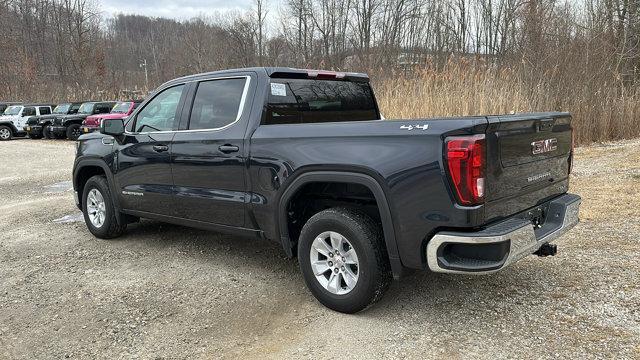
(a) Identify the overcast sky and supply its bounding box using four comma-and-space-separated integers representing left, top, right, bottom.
100, 0, 269, 20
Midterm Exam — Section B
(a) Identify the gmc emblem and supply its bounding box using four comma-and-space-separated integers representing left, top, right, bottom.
531, 138, 558, 155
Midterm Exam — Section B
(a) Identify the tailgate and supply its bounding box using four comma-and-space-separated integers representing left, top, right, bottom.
484, 112, 573, 221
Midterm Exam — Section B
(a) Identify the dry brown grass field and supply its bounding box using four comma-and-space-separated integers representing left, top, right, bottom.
374, 63, 640, 146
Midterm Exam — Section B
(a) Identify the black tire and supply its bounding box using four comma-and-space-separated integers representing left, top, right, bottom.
81, 175, 127, 239
27, 132, 42, 139
298, 207, 392, 313
0, 125, 12, 141
66, 124, 82, 141
43, 126, 54, 139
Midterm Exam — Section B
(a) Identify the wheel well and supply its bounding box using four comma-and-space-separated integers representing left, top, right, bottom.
285, 181, 382, 254
75, 166, 106, 207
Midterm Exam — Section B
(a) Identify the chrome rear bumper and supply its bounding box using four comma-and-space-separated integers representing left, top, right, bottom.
426, 193, 581, 274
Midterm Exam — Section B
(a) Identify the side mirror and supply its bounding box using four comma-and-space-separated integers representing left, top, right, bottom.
101, 118, 125, 136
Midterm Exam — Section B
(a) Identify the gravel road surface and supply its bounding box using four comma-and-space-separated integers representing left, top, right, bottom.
0, 138, 638, 359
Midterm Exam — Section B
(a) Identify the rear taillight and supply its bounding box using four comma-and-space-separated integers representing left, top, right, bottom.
445, 134, 486, 206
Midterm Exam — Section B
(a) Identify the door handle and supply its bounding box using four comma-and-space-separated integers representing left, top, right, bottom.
218, 144, 239, 153
152, 145, 169, 153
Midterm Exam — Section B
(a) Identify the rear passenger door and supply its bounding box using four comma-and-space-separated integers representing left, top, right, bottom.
171, 75, 253, 227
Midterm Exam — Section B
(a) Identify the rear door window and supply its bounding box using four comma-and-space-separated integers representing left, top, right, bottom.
187, 78, 247, 130
39, 107, 51, 115
263, 79, 379, 125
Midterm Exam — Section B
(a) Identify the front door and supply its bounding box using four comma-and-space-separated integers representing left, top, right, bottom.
114, 84, 187, 216
171, 76, 251, 227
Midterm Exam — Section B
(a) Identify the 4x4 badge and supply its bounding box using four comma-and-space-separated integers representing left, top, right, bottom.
400, 124, 428, 131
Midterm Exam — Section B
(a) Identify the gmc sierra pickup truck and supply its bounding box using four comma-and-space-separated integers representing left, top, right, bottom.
73, 67, 581, 313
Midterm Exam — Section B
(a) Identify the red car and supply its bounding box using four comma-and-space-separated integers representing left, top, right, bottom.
81, 100, 142, 133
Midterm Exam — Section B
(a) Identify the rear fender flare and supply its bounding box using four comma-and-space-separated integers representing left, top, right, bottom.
277, 171, 403, 277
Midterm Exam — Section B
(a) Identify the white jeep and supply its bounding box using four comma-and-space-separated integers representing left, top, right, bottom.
0, 104, 54, 141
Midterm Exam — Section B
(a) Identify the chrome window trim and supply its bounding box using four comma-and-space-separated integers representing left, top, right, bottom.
125, 75, 251, 135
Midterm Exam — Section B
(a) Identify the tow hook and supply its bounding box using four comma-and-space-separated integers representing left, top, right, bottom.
535, 243, 557, 257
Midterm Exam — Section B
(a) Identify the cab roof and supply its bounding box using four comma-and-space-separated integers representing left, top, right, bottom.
165, 67, 370, 87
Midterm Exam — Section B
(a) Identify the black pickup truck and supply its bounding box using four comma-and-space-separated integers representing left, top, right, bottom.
72, 67, 581, 313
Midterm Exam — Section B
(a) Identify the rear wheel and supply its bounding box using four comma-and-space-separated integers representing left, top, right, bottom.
298, 207, 391, 313
82, 175, 127, 239
0, 126, 12, 141
66, 124, 82, 141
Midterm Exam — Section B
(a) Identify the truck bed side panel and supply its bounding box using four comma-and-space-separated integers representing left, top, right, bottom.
249, 117, 487, 269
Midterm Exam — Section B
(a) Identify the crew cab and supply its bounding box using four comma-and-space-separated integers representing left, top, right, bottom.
0, 104, 54, 141
24, 102, 83, 139
49, 101, 115, 140
73, 67, 581, 313
81, 100, 142, 134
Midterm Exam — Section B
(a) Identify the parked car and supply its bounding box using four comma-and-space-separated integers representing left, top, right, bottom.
49, 101, 116, 141
81, 100, 142, 134
72, 67, 581, 313
0, 104, 54, 141
0, 102, 21, 114
24, 102, 83, 139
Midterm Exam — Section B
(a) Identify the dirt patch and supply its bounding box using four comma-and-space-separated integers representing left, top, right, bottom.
0, 138, 638, 359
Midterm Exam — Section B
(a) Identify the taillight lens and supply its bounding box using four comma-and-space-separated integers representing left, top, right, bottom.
445, 134, 486, 206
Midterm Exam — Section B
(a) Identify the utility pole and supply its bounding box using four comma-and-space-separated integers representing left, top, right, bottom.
139, 59, 149, 91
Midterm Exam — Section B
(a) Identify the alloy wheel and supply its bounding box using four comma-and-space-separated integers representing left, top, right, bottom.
86, 189, 106, 228
309, 231, 360, 295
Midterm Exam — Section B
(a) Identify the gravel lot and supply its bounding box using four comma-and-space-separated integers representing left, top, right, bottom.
0, 138, 638, 359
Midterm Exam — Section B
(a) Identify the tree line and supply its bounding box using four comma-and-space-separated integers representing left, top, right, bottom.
0, 0, 639, 142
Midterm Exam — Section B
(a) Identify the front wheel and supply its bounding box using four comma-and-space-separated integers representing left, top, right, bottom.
43, 126, 53, 139
82, 175, 127, 239
0, 126, 12, 141
298, 207, 392, 313
28, 132, 42, 139
66, 124, 82, 141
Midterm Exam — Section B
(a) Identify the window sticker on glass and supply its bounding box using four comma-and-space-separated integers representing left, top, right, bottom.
270, 83, 287, 96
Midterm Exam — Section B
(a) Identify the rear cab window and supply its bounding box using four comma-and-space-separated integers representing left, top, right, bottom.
263, 78, 380, 125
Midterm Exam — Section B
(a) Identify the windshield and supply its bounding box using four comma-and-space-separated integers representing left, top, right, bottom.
111, 102, 131, 114
53, 104, 71, 114
3, 106, 22, 116
78, 103, 95, 114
